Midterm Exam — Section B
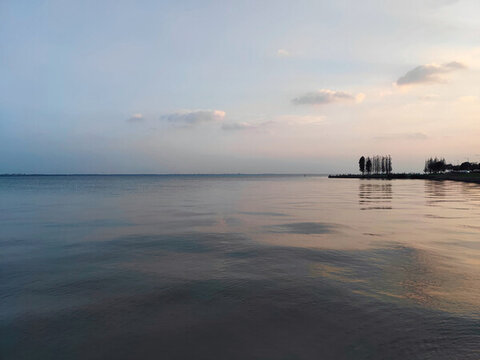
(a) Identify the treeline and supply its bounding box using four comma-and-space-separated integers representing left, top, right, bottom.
424, 158, 480, 173
359, 155, 392, 175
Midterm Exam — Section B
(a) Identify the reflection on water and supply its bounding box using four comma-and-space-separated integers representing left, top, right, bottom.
0, 176, 479, 360
358, 182, 392, 210
425, 180, 448, 207
269, 222, 337, 234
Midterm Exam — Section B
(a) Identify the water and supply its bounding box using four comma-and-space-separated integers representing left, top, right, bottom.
1, 175, 479, 359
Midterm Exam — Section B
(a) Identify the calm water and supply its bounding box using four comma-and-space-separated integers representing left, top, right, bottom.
1, 175, 479, 359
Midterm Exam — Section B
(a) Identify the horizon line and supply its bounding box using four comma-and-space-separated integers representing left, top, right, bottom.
0, 173, 330, 177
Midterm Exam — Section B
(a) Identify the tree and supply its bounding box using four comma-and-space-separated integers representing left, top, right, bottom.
373, 156, 379, 174
366, 157, 372, 174
359, 155, 392, 176
445, 161, 480, 172
424, 157, 446, 173
359, 156, 365, 175
460, 162, 471, 171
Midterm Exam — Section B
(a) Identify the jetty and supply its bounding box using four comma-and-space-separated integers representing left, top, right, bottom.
329, 172, 480, 184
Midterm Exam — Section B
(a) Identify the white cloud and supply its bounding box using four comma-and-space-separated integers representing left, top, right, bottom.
222, 122, 256, 131
161, 109, 226, 126
222, 115, 326, 131
276, 49, 290, 57
222, 121, 273, 131
127, 113, 145, 122
355, 93, 366, 103
424, 0, 459, 7
457, 95, 478, 103
396, 61, 466, 86
418, 94, 440, 102
278, 115, 325, 125
292, 89, 365, 105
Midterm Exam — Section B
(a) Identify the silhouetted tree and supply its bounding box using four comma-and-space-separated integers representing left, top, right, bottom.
373, 156, 379, 174
424, 157, 446, 173
460, 162, 474, 171
359, 155, 393, 176
366, 157, 372, 174
444, 161, 480, 172
359, 156, 365, 175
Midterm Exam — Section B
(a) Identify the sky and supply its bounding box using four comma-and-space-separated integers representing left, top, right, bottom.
1, 0, 480, 174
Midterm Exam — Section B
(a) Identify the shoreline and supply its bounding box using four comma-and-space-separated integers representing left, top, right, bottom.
0, 173, 328, 177
328, 173, 480, 184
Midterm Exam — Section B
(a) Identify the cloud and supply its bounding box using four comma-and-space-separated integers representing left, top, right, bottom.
278, 115, 325, 125
456, 95, 478, 103
222, 121, 273, 131
222, 122, 257, 131
222, 115, 326, 131
161, 109, 226, 126
355, 93, 366, 103
418, 94, 439, 102
127, 113, 145, 122
396, 61, 466, 86
425, 0, 459, 7
277, 49, 290, 57
374, 132, 428, 141
292, 89, 365, 105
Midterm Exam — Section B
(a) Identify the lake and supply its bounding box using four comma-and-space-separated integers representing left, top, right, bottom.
1, 175, 479, 359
